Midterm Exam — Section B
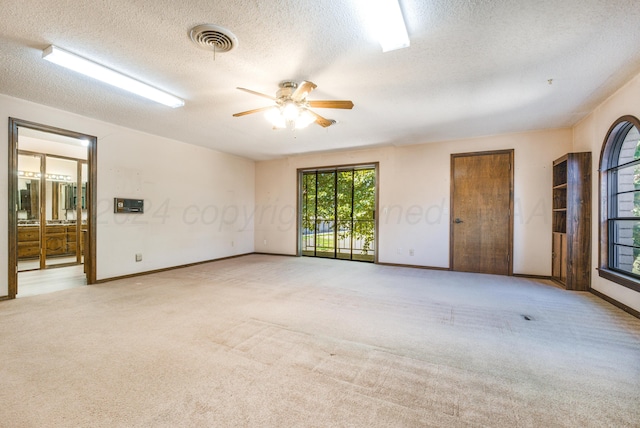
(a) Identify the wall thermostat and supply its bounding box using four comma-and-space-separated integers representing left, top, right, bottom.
114, 198, 144, 213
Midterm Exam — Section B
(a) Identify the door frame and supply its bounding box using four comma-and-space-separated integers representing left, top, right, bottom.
449, 149, 514, 275
8, 118, 97, 298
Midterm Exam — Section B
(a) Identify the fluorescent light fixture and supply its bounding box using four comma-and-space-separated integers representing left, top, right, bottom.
42, 45, 184, 108
370, 0, 410, 52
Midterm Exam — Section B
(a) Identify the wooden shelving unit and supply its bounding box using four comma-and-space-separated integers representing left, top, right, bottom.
551, 152, 591, 290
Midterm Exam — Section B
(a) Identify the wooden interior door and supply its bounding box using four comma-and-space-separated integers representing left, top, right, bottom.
450, 150, 513, 275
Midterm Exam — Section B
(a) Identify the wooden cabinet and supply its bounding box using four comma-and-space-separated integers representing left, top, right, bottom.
66, 225, 79, 254
66, 223, 86, 256
45, 226, 67, 256
551, 152, 591, 290
17, 223, 86, 260
17, 226, 39, 259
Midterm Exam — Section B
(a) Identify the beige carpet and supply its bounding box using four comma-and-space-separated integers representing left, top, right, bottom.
1, 254, 639, 427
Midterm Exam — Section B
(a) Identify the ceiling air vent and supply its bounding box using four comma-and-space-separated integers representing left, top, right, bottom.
189, 24, 238, 53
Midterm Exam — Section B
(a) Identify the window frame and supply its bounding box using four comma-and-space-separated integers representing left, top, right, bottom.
599, 115, 640, 292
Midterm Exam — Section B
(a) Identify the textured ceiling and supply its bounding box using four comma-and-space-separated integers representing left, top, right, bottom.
2, 0, 640, 160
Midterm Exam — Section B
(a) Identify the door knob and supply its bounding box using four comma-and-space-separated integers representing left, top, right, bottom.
454, 218, 463, 224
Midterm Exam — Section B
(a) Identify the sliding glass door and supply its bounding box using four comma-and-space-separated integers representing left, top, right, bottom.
300, 166, 376, 262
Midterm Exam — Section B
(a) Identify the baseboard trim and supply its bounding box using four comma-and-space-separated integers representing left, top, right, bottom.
376, 265, 559, 278
253, 252, 297, 257
590, 288, 640, 319
94, 253, 254, 284
513, 273, 554, 281
376, 262, 450, 271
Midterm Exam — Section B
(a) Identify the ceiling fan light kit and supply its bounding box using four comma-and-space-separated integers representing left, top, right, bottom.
265, 105, 316, 130
233, 80, 353, 130
42, 45, 185, 108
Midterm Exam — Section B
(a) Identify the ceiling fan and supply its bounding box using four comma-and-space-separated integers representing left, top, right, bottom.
232, 81, 354, 129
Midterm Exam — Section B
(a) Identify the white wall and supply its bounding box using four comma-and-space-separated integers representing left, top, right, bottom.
96, 128, 255, 279
255, 128, 571, 275
573, 72, 640, 313
1, 94, 255, 294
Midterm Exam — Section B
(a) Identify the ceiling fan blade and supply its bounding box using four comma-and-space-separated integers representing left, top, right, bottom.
308, 110, 336, 128
291, 81, 317, 102
236, 87, 275, 101
308, 100, 354, 109
232, 106, 274, 117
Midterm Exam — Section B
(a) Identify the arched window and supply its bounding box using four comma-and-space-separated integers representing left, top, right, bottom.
600, 115, 640, 292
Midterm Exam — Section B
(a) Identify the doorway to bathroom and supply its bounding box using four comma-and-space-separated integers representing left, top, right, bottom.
8, 118, 97, 298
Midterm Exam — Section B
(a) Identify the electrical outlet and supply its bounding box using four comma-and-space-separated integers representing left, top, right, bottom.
263, 239, 267, 246
409, 249, 414, 256
231, 240, 234, 247
135, 253, 142, 262
397, 248, 402, 255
